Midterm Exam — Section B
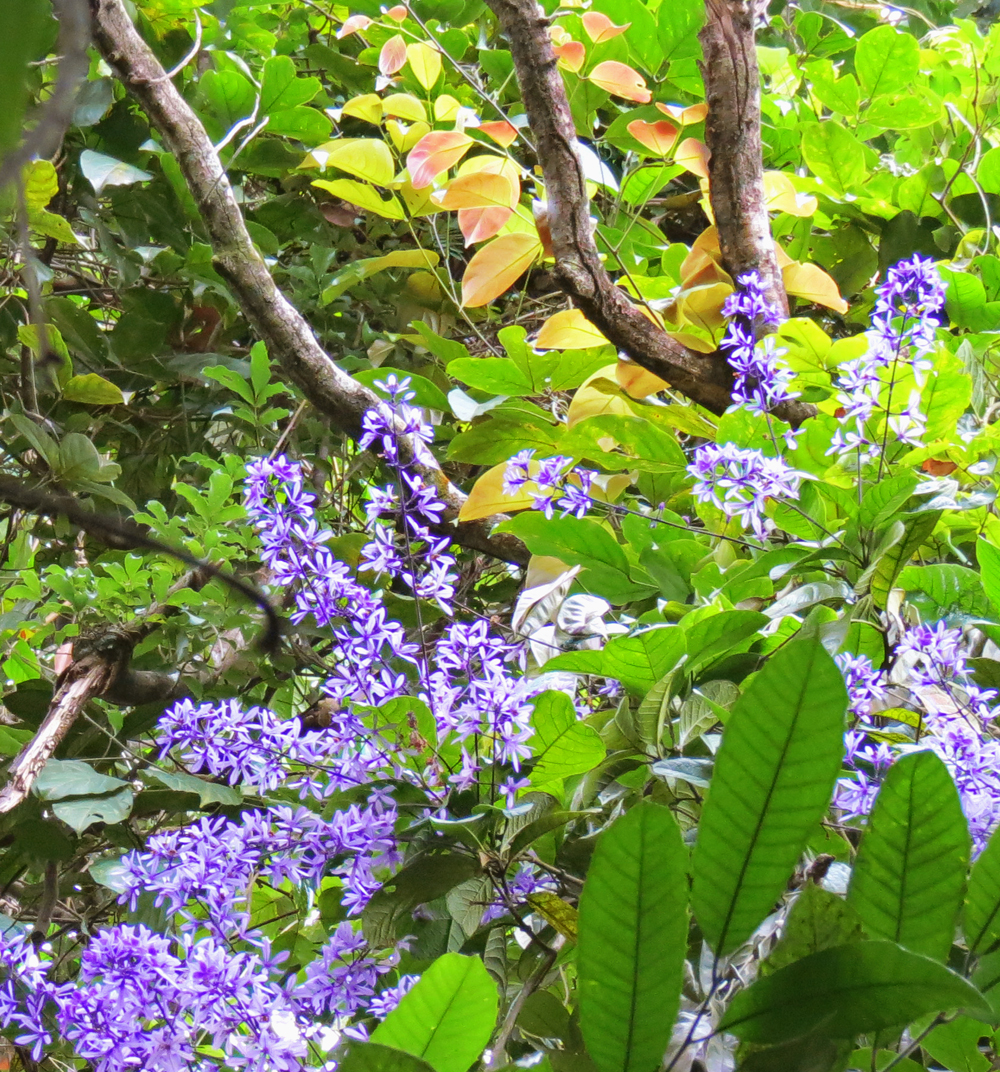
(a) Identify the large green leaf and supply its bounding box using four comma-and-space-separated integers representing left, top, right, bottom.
339, 1042, 438, 1072
854, 24, 919, 98
801, 121, 867, 197
372, 954, 498, 1072
977, 539, 1000, 618
528, 691, 606, 788
718, 940, 990, 1044
858, 511, 941, 610
847, 750, 969, 961
965, 822, 1000, 954
577, 803, 688, 1072
691, 637, 847, 955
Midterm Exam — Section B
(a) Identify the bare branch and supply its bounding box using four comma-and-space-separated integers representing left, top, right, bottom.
90, 0, 530, 567
700, 0, 788, 316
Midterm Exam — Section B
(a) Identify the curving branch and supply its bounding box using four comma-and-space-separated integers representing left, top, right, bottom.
699, 0, 788, 317
482, 0, 814, 424
89, 0, 530, 567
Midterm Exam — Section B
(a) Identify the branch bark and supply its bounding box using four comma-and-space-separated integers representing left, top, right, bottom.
90, 0, 529, 567
483, 0, 815, 425
700, 0, 788, 317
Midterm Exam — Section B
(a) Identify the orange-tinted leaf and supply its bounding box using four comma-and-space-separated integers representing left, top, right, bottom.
433, 172, 514, 210
458, 461, 534, 521
406, 42, 442, 90
382, 93, 426, 122
532, 200, 554, 258
567, 366, 632, 427
536, 308, 608, 349
763, 171, 818, 217
461, 232, 542, 306
589, 60, 651, 103
627, 119, 679, 156
656, 101, 709, 125
675, 137, 711, 178
479, 120, 518, 148
617, 359, 668, 398
550, 24, 572, 46
379, 35, 407, 76
457, 155, 521, 206
386, 4, 408, 18
678, 282, 732, 332
341, 93, 383, 124
458, 206, 513, 244
922, 457, 957, 476
782, 261, 849, 314
337, 14, 372, 38
407, 130, 475, 188
554, 41, 586, 73
581, 11, 630, 42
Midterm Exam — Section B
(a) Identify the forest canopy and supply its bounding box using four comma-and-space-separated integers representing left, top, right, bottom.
3, 0, 1000, 1069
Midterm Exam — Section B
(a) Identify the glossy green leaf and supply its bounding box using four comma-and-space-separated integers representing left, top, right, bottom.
691, 637, 847, 955
965, 822, 1000, 954
372, 954, 498, 1072
547, 626, 686, 696
977, 539, 1000, 618
848, 750, 969, 961
719, 940, 990, 1043
338, 1043, 437, 1072
578, 803, 688, 1072
860, 511, 941, 610
528, 690, 605, 788
921, 1016, 990, 1072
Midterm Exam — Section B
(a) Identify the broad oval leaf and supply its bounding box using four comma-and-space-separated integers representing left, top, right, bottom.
578, 803, 688, 1072
313, 179, 405, 220
379, 34, 407, 76
62, 374, 125, 405
458, 460, 535, 521
407, 131, 475, 189
310, 139, 395, 186
434, 172, 514, 210
581, 11, 630, 41
691, 637, 847, 955
848, 750, 969, 961
536, 309, 609, 350
588, 61, 651, 103
719, 940, 989, 1044
461, 232, 542, 307
782, 261, 848, 314
371, 953, 498, 1072
674, 137, 711, 179
339, 1042, 437, 1072
406, 42, 441, 90
479, 120, 518, 148
627, 119, 678, 156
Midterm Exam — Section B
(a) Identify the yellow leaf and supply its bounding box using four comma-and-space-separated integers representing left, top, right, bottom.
566, 366, 633, 427
341, 93, 383, 125
656, 101, 708, 125
312, 179, 405, 219
433, 172, 514, 210
306, 139, 395, 185
783, 261, 849, 314
479, 120, 518, 148
627, 119, 679, 156
589, 61, 651, 103
536, 308, 608, 349
667, 330, 717, 354
398, 178, 440, 216
678, 282, 732, 333
23, 161, 58, 210
527, 892, 578, 941
617, 360, 668, 398
581, 11, 630, 42
554, 41, 585, 72
387, 119, 430, 152
458, 461, 535, 521
461, 232, 542, 306
675, 137, 711, 179
434, 95, 462, 122
375, 249, 440, 270
379, 35, 407, 76
382, 93, 426, 122
763, 171, 817, 217
455, 155, 521, 205
407, 130, 475, 188
406, 42, 442, 90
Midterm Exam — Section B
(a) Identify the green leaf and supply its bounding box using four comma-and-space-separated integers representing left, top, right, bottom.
859, 472, 917, 532
577, 803, 688, 1072
860, 511, 941, 610
497, 513, 653, 604
143, 768, 243, 807
338, 1043, 437, 1072
800, 121, 868, 198
847, 751, 969, 961
52, 787, 134, 835
977, 539, 1000, 618
528, 691, 606, 788
35, 759, 128, 800
0, 0, 50, 159
62, 374, 125, 406
921, 1016, 990, 1072
372, 954, 498, 1072
764, 883, 863, 975
312, 178, 405, 220
79, 150, 152, 195
964, 822, 1000, 954
719, 941, 989, 1044
691, 637, 847, 955
855, 24, 919, 99
684, 610, 768, 677
547, 626, 686, 696
201, 69, 255, 128
259, 55, 321, 114
897, 564, 991, 621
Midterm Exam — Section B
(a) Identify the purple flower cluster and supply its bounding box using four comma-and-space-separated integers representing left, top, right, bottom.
835, 622, 1000, 851
828, 255, 945, 458
688, 442, 801, 537
721, 272, 799, 416
503, 450, 596, 519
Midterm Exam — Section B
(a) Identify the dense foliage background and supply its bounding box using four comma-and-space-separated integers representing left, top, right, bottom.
9, 0, 1000, 1069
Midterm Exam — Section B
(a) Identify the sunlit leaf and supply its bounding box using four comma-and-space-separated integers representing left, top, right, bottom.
433, 172, 514, 210
460, 232, 542, 307
566, 367, 633, 427
581, 11, 630, 42
536, 308, 609, 350
406, 42, 442, 90
627, 119, 679, 156
305, 138, 395, 186
387, 119, 431, 152
763, 171, 818, 216
656, 101, 709, 125
554, 41, 586, 72
458, 207, 512, 244
616, 360, 668, 398
407, 130, 475, 189
434, 95, 462, 122
379, 35, 407, 77
387, 4, 408, 19
783, 261, 849, 314
458, 461, 535, 521
62, 374, 125, 406
312, 179, 405, 220
382, 93, 426, 122
589, 61, 652, 103
337, 13, 371, 37
79, 150, 152, 195
479, 120, 518, 148
341, 93, 383, 124
674, 137, 711, 179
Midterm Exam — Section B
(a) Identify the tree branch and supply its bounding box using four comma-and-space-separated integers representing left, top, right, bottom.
700, 0, 788, 316
89, 0, 530, 567
483, 0, 815, 425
